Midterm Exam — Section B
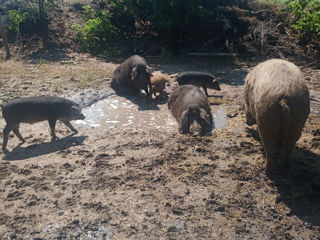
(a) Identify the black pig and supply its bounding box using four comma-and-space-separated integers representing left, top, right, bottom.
1, 96, 85, 151
111, 55, 152, 96
168, 85, 213, 135
177, 71, 221, 97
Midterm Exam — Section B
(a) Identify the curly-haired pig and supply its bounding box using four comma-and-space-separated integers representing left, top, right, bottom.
111, 55, 152, 96
244, 59, 310, 172
1, 96, 85, 151
177, 71, 221, 97
168, 85, 213, 135
149, 71, 168, 98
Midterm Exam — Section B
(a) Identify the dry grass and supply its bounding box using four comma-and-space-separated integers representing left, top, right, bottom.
0, 59, 117, 103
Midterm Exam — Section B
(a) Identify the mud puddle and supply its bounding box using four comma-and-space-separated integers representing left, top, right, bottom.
212, 107, 227, 129
73, 94, 227, 132
74, 95, 177, 131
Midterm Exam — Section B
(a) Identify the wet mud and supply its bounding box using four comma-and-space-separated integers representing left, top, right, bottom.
0, 59, 320, 239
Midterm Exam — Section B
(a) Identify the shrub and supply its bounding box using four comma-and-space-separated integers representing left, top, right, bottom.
286, 0, 320, 36
6, 0, 55, 35
73, 5, 115, 52
74, 0, 249, 54
8, 10, 29, 33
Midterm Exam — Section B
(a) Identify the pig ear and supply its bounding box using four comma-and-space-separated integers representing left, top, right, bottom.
71, 105, 80, 111
180, 108, 190, 134
147, 67, 153, 76
131, 66, 138, 80
200, 108, 210, 125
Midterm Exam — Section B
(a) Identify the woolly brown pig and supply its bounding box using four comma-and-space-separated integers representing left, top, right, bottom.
244, 59, 310, 172
149, 71, 168, 98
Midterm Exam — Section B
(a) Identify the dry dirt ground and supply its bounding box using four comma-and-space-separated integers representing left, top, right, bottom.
0, 53, 319, 239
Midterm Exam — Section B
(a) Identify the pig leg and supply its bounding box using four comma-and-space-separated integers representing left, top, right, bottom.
283, 135, 298, 169
48, 118, 57, 140
263, 141, 277, 173
12, 124, 25, 143
2, 124, 13, 150
149, 86, 153, 99
144, 86, 149, 97
202, 85, 209, 97
61, 120, 78, 134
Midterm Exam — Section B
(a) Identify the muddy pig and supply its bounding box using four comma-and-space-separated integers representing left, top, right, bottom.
1, 96, 85, 151
111, 55, 152, 96
149, 71, 169, 98
244, 59, 310, 172
168, 85, 213, 135
177, 71, 221, 97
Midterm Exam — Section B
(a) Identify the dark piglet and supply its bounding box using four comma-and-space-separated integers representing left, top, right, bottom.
111, 55, 152, 96
168, 85, 213, 135
177, 71, 221, 97
1, 96, 85, 151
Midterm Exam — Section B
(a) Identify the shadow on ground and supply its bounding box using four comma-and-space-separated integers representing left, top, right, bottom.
148, 57, 248, 86
23, 47, 73, 63
3, 134, 87, 161
269, 147, 320, 226
112, 89, 168, 111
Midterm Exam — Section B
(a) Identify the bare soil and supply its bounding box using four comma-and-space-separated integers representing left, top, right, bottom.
0, 1, 320, 238
0, 52, 319, 239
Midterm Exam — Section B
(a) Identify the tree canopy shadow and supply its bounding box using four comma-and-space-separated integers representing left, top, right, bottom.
148, 56, 247, 87
23, 47, 73, 63
2, 134, 87, 161
269, 147, 320, 226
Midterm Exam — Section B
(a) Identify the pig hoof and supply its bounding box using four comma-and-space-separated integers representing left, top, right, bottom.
73, 130, 78, 134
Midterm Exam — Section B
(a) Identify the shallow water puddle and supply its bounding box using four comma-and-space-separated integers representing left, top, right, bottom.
74, 95, 227, 132
212, 107, 227, 129
74, 95, 177, 130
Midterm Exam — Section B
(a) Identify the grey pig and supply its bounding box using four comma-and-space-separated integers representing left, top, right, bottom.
168, 85, 213, 135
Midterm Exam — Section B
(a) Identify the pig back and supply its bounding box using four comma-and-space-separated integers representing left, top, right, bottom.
248, 59, 309, 120
168, 85, 210, 119
111, 55, 149, 92
177, 71, 213, 85
2, 96, 79, 124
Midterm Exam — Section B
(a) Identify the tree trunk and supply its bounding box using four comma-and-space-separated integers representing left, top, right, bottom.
0, 20, 10, 61
38, 0, 48, 43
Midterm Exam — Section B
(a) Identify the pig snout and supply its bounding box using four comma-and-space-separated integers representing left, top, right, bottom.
187, 109, 211, 136
63, 106, 85, 120
212, 81, 221, 91
78, 113, 85, 120
189, 120, 203, 136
